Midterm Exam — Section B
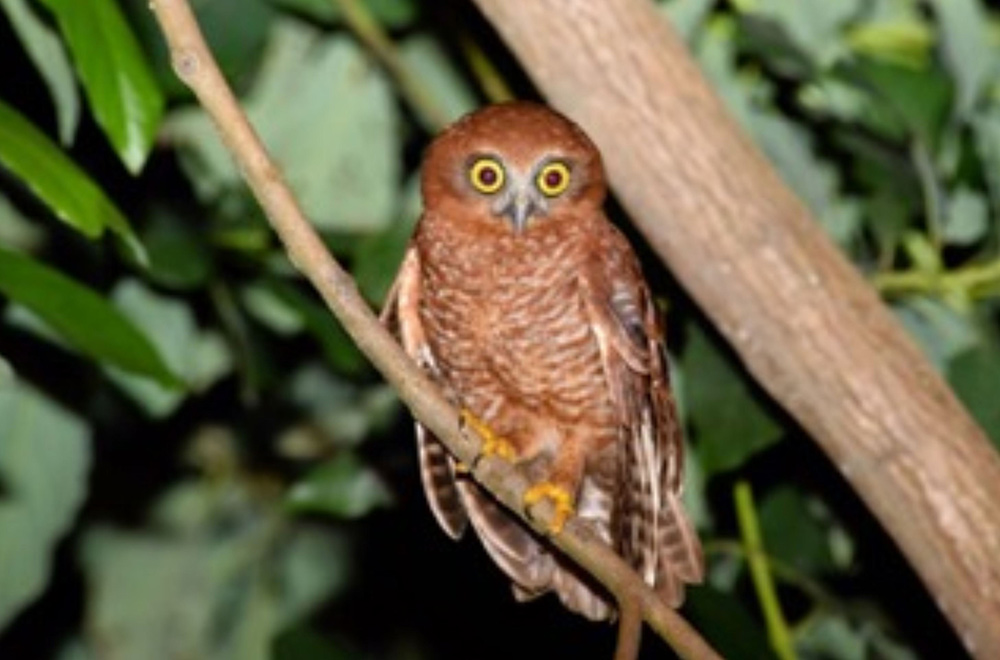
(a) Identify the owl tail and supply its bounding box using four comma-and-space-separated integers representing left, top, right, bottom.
653, 490, 704, 607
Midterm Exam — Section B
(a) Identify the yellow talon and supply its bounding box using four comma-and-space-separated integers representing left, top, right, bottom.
460, 409, 517, 462
523, 482, 575, 534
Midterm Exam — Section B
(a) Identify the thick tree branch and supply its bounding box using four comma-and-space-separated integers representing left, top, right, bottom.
148, 1, 720, 658
470, 1, 1000, 657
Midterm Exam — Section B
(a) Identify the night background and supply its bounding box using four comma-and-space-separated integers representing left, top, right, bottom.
2, 0, 999, 658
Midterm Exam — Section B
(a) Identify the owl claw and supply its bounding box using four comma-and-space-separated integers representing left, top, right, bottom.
523, 482, 575, 535
461, 409, 517, 463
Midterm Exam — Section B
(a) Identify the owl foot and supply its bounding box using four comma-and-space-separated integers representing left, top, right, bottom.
461, 409, 517, 463
523, 482, 575, 534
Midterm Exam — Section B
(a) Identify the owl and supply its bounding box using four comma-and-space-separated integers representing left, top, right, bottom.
382, 101, 703, 620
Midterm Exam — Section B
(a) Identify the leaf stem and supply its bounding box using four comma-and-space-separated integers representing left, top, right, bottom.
734, 480, 798, 660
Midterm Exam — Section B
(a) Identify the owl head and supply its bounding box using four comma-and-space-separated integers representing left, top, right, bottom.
421, 102, 607, 234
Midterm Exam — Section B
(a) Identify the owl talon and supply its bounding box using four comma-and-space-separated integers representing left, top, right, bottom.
523, 482, 575, 534
461, 409, 517, 463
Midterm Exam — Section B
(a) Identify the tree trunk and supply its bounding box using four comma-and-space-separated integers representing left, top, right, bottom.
471, 0, 1000, 656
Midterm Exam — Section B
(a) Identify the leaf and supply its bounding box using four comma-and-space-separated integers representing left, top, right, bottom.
105, 280, 233, 417
141, 208, 214, 290
166, 20, 399, 233
926, 0, 995, 120
943, 187, 989, 246
0, 358, 91, 631
398, 34, 478, 129
0, 249, 176, 385
893, 296, 979, 371
1, 0, 80, 144
0, 193, 45, 253
734, 0, 859, 68
353, 175, 420, 304
80, 488, 350, 660
286, 452, 393, 519
849, 58, 952, 146
684, 586, 779, 660
845, 19, 934, 70
680, 319, 783, 475
658, 0, 714, 43
288, 365, 398, 446
267, 0, 418, 29
0, 100, 145, 263
37, 0, 164, 173
948, 344, 1000, 449
759, 486, 836, 573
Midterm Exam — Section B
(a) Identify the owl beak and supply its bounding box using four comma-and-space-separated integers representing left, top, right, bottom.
499, 187, 543, 234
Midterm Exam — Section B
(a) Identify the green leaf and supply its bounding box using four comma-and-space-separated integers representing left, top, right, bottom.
735, 0, 859, 68
1, 0, 81, 145
141, 208, 214, 290
353, 175, 420, 305
80, 488, 350, 660
926, 0, 994, 120
685, 586, 779, 660
658, 0, 714, 43
845, 19, 934, 69
37, 0, 164, 173
893, 297, 979, 371
943, 187, 989, 246
398, 35, 478, 129
759, 486, 835, 573
0, 100, 145, 263
268, 0, 417, 29
0, 250, 176, 385
948, 344, 1000, 449
0, 358, 91, 631
849, 59, 953, 146
106, 280, 233, 417
286, 452, 393, 518
166, 20, 399, 233
680, 319, 783, 475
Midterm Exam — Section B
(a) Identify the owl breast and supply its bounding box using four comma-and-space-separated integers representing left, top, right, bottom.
416, 217, 617, 437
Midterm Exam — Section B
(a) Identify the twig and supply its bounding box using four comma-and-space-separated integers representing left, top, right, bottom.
734, 481, 797, 660
147, 1, 721, 658
331, 0, 452, 131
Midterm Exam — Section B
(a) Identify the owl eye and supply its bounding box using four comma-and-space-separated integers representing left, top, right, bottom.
536, 162, 571, 197
469, 158, 506, 194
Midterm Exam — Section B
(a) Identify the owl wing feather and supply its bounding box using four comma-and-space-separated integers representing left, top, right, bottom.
579, 243, 704, 607
381, 245, 467, 539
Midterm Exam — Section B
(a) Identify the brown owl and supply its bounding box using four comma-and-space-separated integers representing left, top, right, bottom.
382, 101, 703, 620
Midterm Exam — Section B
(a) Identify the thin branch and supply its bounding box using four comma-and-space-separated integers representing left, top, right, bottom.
147, 1, 721, 658
734, 481, 797, 660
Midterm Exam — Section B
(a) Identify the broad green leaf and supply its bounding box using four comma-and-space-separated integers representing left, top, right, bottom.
948, 344, 1000, 448
734, 0, 859, 68
266, 280, 367, 375
893, 297, 979, 371
0, 100, 145, 262
273, 626, 355, 660
81, 486, 350, 660
141, 208, 214, 290
286, 452, 393, 518
166, 20, 399, 233
926, 0, 995, 120
943, 187, 989, 246
0, 358, 91, 631
845, 19, 934, 69
399, 35, 478, 130
659, 0, 714, 43
37, 0, 164, 173
353, 174, 420, 304
106, 280, 233, 417
0, 250, 176, 385
1, 0, 80, 144
685, 586, 779, 660
680, 320, 783, 475
288, 365, 398, 446
759, 487, 836, 573
850, 59, 952, 145
973, 108, 1000, 231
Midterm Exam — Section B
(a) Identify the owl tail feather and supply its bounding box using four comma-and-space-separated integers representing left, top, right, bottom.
655, 490, 704, 607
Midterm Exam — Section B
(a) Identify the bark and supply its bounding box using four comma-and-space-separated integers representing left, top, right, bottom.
471, 0, 1000, 657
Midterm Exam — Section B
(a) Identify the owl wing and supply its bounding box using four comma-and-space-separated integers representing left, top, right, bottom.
381, 245, 467, 539
579, 241, 704, 607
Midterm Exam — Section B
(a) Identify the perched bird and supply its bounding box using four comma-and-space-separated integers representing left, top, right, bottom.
382, 101, 703, 620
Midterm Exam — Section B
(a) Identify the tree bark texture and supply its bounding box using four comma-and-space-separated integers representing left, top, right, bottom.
471, 0, 1000, 656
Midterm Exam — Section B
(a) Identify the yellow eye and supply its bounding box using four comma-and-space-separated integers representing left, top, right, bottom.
536, 162, 571, 197
469, 158, 505, 194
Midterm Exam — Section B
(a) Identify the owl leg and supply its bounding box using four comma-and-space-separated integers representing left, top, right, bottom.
461, 409, 518, 463
523, 446, 586, 535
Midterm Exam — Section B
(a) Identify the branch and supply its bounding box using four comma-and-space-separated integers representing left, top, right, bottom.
147, 1, 720, 658
470, 0, 1000, 657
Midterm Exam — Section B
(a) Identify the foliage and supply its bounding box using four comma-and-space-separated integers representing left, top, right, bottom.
0, 0, 997, 658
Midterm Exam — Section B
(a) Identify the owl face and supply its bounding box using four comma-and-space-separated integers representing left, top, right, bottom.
421, 102, 607, 234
